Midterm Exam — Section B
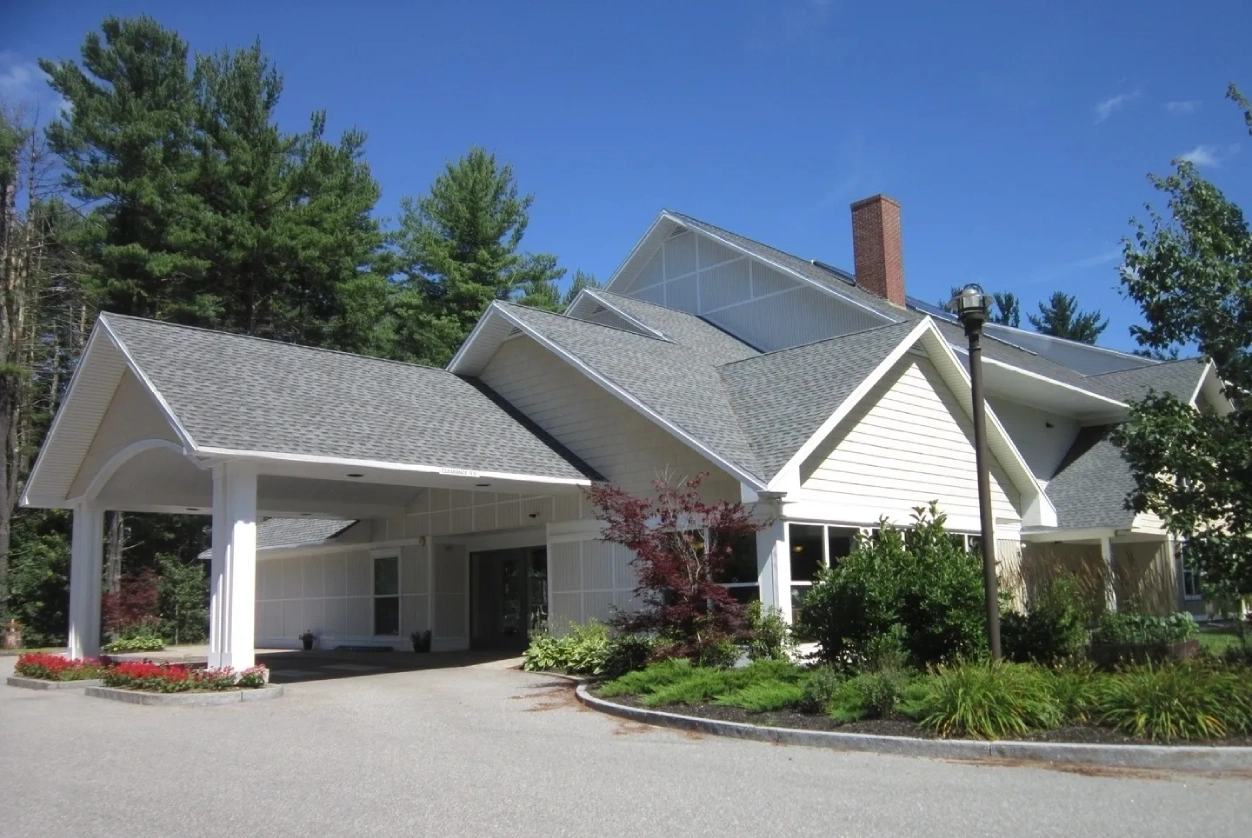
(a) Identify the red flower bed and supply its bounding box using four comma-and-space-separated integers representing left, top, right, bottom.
101, 661, 268, 693
14, 653, 106, 681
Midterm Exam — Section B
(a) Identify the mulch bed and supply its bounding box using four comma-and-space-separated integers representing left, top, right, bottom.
596, 690, 1252, 747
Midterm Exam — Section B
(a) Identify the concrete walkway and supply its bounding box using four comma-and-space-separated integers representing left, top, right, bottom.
1, 656, 1248, 838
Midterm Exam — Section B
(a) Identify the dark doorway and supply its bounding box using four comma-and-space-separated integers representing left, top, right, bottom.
470, 547, 547, 651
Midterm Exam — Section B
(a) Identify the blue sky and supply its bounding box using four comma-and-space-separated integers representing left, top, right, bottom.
4, 0, 1250, 350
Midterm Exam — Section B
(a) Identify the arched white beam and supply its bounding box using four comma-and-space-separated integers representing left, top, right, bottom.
73, 438, 188, 503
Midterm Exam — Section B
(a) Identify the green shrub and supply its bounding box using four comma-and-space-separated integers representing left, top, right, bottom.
914, 662, 1063, 739
602, 634, 654, 679
863, 624, 910, 672
1091, 612, 1199, 646
744, 601, 793, 661
799, 666, 845, 713
101, 635, 165, 653
642, 668, 733, 707
599, 658, 693, 697
715, 681, 805, 712
695, 637, 741, 669
797, 504, 987, 669
1096, 663, 1240, 741
521, 621, 611, 675
1001, 575, 1091, 665
823, 669, 912, 722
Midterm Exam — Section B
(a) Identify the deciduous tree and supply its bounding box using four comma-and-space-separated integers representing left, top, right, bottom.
1114, 83, 1252, 596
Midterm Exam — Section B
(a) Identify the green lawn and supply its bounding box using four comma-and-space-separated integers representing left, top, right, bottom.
1198, 625, 1248, 654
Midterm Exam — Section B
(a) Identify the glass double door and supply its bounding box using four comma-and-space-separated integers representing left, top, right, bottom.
470, 547, 547, 651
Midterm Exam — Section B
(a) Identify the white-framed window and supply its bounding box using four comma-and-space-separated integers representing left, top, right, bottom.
786, 523, 979, 618
373, 554, 400, 636
713, 532, 760, 604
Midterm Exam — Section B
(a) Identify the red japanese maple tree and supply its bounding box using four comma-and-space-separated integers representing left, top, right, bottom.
101, 567, 160, 637
586, 473, 768, 661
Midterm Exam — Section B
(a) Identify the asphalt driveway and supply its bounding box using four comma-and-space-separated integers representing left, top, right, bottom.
1, 655, 1248, 838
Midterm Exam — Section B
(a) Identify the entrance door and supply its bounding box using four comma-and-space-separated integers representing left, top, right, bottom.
470, 547, 547, 651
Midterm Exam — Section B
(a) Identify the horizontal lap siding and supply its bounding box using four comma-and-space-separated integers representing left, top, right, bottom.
799, 356, 1019, 526
480, 336, 737, 499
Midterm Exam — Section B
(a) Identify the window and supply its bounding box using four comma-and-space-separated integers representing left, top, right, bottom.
713, 532, 759, 603
1179, 546, 1202, 600
787, 523, 862, 621
373, 555, 400, 636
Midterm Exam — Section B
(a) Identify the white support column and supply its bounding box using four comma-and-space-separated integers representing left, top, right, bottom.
756, 518, 790, 623
207, 461, 258, 670
67, 503, 104, 660
1100, 536, 1118, 613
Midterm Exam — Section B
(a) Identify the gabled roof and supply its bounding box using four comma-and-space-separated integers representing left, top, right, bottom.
720, 321, 920, 480
25, 313, 600, 506
1045, 426, 1137, 531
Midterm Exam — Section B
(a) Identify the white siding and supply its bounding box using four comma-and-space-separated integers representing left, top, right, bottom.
480, 335, 739, 499
547, 537, 639, 632
405, 486, 585, 538
616, 232, 885, 351
254, 546, 431, 649
796, 356, 1020, 530
67, 370, 182, 498
986, 397, 1078, 482
432, 543, 468, 646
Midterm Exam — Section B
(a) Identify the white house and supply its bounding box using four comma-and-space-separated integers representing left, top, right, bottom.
22, 195, 1230, 668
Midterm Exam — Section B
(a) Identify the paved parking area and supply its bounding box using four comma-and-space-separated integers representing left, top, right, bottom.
1, 655, 1249, 838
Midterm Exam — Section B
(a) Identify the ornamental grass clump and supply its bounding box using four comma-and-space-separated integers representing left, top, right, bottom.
915, 662, 1063, 740
14, 653, 106, 681
1096, 662, 1247, 741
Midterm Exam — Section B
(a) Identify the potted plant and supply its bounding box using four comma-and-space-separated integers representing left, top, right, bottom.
3, 619, 22, 650
410, 629, 432, 653
298, 630, 316, 651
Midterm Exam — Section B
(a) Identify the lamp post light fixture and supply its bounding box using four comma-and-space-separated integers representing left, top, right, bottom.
951, 283, 1002, 661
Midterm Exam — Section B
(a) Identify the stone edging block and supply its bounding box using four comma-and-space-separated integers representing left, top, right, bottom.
7, 676, 104, 690
84, 684, 283, 706
575, 684, 1252, 772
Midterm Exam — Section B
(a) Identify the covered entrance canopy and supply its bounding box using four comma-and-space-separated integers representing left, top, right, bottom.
22, 314, 600, 668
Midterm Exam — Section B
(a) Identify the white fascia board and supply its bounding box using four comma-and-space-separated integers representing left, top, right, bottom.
1020, 527, 1117, 543
662, 212, 896, 325
192, 447, 593, 487
97, 315, 200, 451
577, 290, 669, 340
603, 213, 679, 292
20, 326, 109, 507
948, 343, 1128, 413
490, 305, 768, 492
446, 302, 506, 374
767, 319, 934, 492
984, 322, 1160, 366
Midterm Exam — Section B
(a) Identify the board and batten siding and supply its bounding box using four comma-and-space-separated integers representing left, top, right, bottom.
796, 355, 1021, 530
547, 536, 641, 633
254, 542, 430, 649
479, 335, 738, 499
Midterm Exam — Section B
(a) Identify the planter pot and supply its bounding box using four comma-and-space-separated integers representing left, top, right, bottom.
411, 634, 431, 653
300, 637, 314, 651
1089, 639, 1200, 670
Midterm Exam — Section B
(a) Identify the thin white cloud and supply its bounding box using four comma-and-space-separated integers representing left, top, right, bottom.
0, 52, 68, 118
1023, 247, 1123, 287
1177, 145, 1220, 167
1094, 90, 1140, 123
1165, 100, 1200, 115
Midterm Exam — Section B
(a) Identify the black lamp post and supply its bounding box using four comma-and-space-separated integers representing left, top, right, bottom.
951, 284, 1001, 661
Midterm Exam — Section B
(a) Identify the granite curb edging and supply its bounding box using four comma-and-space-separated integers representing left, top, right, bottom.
574, 684, 1252, 772
84, 684, 284, 706
7, 676, 104, 690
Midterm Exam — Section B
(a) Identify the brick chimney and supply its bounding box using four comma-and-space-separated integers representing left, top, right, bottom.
850, 195, 905, 307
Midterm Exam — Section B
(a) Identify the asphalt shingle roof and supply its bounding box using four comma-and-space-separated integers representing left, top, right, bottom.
198, 517, 356, 558
1045, 426, 1137, 530
1087, 359, 1208, 403
720, 321, 921, 479
103, 313, 598, 481
501, 303, 766, 480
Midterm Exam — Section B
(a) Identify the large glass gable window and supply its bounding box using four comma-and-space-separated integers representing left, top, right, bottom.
787, 523, 862, 620
711, 532, 760, 603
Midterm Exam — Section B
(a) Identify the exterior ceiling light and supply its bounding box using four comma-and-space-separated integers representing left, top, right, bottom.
475, 483, 491, 487
346, 473, 364, 478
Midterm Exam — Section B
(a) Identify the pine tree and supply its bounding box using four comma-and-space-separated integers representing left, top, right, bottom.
1027, 291, 1108, 343
562, 270, 600, 309
394, 146, 563, 363
991, 292, 1020, 327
